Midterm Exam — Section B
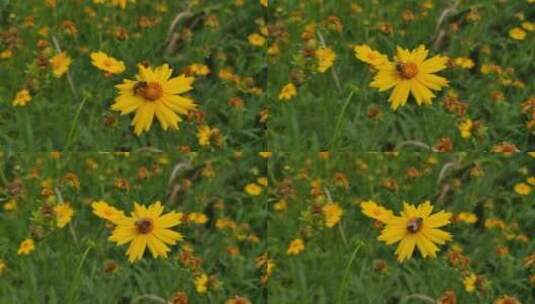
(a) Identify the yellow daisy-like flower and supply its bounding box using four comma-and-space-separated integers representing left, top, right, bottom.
91, 200, 126, 224
287, 238, 305, 255
509, 27, 527, 40
458, 119, 473, 139
111, 64, 196, 136
188, 212, 208, 224
360, 200, 394, 223
12, 89, 32, 107
245, 183, 263, 196
50, 52, 71, 78
110, 0, 135, 9
90, 51, 125, 75
17, 239, 35, 255
514, 182, 531, 195
248, 33, 266, 47
108, 201, 183, 263
278, 83, 297, 101
378, 201, 452, 262
322, 202, 343, 227
315, 47, 336, 73
194, 273, 209, 294
370, 45, 449, 110
354, 44, 389, 67
53, 202, 74, 228
463, 273, 477, 293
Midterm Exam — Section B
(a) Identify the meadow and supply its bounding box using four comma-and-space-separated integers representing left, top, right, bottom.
1, 0, 535, 303
267, 152, 535, 303
267, 0, 534, 151
1, 0, 266, 151
0, 152, 268, 303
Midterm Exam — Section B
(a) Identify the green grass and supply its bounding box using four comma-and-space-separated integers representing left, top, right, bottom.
0, 0, 266, 151
0, 152, 267, 303
267, 152, 535, 303
267, 0, 534, 151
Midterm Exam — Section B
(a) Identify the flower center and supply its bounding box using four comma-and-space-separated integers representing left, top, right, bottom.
103, 59, 114, 67
397, 62, 418, 79
133, 81, 163, 101
406, 217, 423, 233
135, 218, 154, 234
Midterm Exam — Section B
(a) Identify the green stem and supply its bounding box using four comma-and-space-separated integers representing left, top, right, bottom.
336, 240, 364, 304
400, 294, 437, 304
64, 97, 87, 151
67, 244, 93, 304
131, 294, 168, 304
330, 91, 355, 150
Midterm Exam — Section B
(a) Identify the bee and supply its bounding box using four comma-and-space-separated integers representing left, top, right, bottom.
395, 62, 406, 74
133, 81, 148, 96
134, 218, 153, 233
406, 217, 423, 233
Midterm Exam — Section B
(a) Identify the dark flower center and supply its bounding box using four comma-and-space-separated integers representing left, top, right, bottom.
397, 62, 418, 79
135, 218, 154, 234
133, 81, 163, 101
406, 217, 423, 233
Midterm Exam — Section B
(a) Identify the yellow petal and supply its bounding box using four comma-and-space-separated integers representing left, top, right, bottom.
417, 73, 448, 91
164, 75, 194, 95
389, 80, 411, 110
420, 55, 448, 74
410, 79, 435, 105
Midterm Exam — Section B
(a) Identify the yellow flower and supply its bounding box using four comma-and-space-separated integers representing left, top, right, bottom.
194, 273, 209, 294
322, 202, 343, 227
522, 21, 534, 31
260, 0, 267, 7
457, 212, 478, 224
257, 177, 268, 187
188, 212, 208, 224
54, 202, 74, 228
453, 57, 475, 69
0, 49, 13, 59
3, 199, 17, 211
12, 89, 32, 107
370, 45, 449, 110
110, 0, 135, 9
378, 201, 452, 262
197, 125, 215, 146
315, 47, 336, 73
189, 63, 210, 76
244, 183, 262, 196
108, 201, 183, 263
111, 64, 196, 135
360, 200, 394, 223
248, 33, 266, 47
274, 200, 287, 211
0, 259, 5, 274
90, 51, 125, 74
509, 27, 527, 40
458, 119, 473, 139
258, 152, 272, 158
354, 44, 388, 67
50, 52, 71, 78
287, 239, 305, 255
17, 239, 35, 255
514, 182, 531, 195
92, 200, 126, 224
278, 83, 297, 101
226, 296, 251, 304
463, 273, 477, 293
